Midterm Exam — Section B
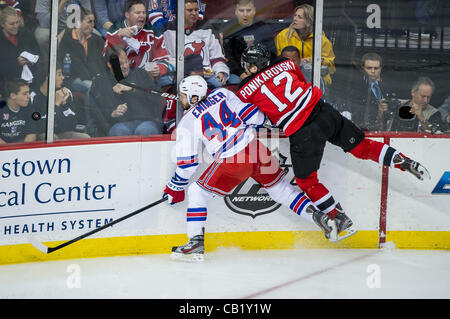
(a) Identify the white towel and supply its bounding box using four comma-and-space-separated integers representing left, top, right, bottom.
21, 64, 33, 83
19, 51, 40, 83
20, 51, 39, 64
123, 36, 140, 54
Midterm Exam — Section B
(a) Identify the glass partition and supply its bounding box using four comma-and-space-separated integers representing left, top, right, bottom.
55, 0, 174, 139
324, 0, 450, 134
0, 0, 179, 145
1, 0, 448, 148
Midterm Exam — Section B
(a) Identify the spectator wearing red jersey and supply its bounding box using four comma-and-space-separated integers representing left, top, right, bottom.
103, 0, 171, 86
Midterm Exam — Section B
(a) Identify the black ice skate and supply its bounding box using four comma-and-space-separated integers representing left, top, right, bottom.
310, 208, 337, 241
329, 204, 357, 242
393, 154, 431, 181
171, 234, 204, 262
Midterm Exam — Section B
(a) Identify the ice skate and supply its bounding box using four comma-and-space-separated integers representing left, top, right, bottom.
171, 234, 204, 262
393, 154, 430, 181
329, 205, 357, 242
311, 208, 337, 241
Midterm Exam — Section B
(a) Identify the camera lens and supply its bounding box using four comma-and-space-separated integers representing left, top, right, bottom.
32, 112, 41, 120
398, 106, 415, 120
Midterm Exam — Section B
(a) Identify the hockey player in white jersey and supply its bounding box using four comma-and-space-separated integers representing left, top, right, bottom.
163, 76, 337, 262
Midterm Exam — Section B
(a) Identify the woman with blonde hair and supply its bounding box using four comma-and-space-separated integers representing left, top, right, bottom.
274, 4, 335, 85
0, 6, 40, 96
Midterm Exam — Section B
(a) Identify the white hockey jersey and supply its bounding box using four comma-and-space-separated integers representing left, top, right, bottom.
174, 88, 266, 181
163, 27, 230, 78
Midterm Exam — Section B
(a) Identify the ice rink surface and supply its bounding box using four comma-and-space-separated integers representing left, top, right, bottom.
1, 245, 449, 300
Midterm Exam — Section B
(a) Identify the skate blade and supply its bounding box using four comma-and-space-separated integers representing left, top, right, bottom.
418, 164, 431, 181
329, 226, 358, 242
171, 252, 204, 263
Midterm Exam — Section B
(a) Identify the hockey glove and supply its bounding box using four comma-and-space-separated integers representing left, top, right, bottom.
163, 173, 189, 205
163, 186, 185, 205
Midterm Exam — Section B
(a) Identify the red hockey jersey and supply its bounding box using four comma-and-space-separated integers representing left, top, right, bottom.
238, 58, 322, 136
103, 27, 170, 75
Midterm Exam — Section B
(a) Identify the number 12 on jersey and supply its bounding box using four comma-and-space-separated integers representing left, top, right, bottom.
260, 71, 303, 112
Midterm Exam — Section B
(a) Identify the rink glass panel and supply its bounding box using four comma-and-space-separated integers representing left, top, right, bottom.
0, 0, 449, 149
321, 0, 450, 135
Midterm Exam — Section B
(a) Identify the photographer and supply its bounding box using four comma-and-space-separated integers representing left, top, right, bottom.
386, 77, 444, 133
336, 52, 398, 131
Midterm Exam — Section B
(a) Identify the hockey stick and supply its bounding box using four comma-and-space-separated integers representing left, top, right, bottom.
29, 197, 167, 254
109, 53, 178, 100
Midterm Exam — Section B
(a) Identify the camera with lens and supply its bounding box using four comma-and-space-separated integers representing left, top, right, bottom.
383, 93, 421, 132
382, 92, 406, 118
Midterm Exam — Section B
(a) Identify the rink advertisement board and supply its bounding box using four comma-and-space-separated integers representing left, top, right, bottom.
0, 135, 449, 264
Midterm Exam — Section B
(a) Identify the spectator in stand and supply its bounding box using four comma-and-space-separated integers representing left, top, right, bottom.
0, 0, 22, 27
0, 6, 40, 97
57, 7, 106, 136
221, 0, 276, 84
163, 0, 230, 89
0, 78, 36, 143
274, 4, 335, 86
35, 0, 91, 32
89, 45, 165, 137
34, 0, 92, 55
0, 0, 38, 32
92, 0, 126, 38
58, 0, 92, 30
32, 62, 90, 140
279, 45, 300, 64
103, 0, 171, 87
338, 52, 398, 131
148, 0, 205, 33
387, 77, 443, 133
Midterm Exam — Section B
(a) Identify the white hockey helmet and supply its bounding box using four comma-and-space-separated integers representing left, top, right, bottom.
179, 75, 208, 107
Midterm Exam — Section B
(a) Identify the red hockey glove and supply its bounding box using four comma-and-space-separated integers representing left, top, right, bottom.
163, 173, 189, 205
163, 185, 185, 205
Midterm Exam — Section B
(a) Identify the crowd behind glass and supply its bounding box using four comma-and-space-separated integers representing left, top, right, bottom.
0, 0, 448, 145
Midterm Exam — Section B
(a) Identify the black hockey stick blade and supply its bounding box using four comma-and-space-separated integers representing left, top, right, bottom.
109, 53, 178, 100
29, 197, 167, 254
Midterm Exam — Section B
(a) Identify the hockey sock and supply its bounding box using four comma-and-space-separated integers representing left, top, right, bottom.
186, 183, 213, 238
295, 172, 337, 214
264, 179, 314, 224
349, 139, 399, 167
186, 207, 207, 239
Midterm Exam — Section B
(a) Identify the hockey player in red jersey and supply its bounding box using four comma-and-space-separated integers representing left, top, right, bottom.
238, 44, 430, 242
163, 75, 336, 262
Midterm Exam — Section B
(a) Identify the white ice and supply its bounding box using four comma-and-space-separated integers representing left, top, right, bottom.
0, 245, 449, 299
